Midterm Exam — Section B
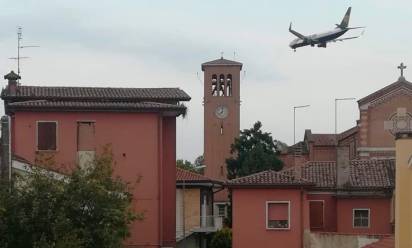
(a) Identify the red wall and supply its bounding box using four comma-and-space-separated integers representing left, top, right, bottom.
232, 188, 308, 248
337, 198, 392, 234
307, 194, 337, 232
11, 111, 176, 247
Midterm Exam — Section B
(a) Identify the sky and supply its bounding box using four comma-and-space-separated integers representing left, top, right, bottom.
0, 0, 412, 162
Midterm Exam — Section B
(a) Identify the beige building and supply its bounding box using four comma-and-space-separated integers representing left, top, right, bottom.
175, 168, 223, 248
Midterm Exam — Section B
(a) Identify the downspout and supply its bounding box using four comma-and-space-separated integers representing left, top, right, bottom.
300, 187, 304, 248
158, 114, 163, 247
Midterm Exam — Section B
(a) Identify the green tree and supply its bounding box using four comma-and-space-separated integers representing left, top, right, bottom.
210, 228, 232, 248
226, 121, 283, 179
176, 156, 204, 174
0, 145, 141, 248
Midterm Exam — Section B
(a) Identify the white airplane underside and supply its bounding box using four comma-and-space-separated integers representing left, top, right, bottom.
288, 7, 365, 51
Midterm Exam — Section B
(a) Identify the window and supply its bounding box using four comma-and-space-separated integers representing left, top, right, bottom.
353, 209, 370, 228
266, 201, 290, 230
37, 121, 57, 151
309, 201, 324, 229
217, 204, 226, 217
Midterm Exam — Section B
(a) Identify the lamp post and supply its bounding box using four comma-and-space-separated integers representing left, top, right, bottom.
293, 105, 310, 145
335, 98, 356, 134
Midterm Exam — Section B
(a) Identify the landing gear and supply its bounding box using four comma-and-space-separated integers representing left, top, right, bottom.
294, 49, 296, 52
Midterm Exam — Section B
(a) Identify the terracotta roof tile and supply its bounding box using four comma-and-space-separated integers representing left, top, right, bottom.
337, 126, 358, 142
349, 160, 395, 189
2, 86, 191, 102
279, 159, 395, 190
362, 235, 394, 248
7, 100, 187, 114
201, 57, 243, 70
310, 134, 337, 146
227, 170, 313, 187
281, 161, 336, 189
176, 168, 218, 182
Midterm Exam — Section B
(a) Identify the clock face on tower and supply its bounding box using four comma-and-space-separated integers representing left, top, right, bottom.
215, 105, 229, 119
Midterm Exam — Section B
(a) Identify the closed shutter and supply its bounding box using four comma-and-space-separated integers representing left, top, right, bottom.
37, 122, 57, 151
309, 201, 324, 229
77, 122, 95, 151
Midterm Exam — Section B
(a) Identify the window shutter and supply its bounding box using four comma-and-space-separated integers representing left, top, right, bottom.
268, 203, 289, 220
77, 122, 95, 151
309, 201, 324, 229
37, 122, 57, 150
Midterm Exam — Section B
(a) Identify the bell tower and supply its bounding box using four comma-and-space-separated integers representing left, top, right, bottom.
201, 57, 242, 188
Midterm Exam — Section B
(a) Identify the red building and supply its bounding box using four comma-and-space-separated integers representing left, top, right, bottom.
228, 157, 394, 248
1, 71, 190, 247
229, 68, 412, 248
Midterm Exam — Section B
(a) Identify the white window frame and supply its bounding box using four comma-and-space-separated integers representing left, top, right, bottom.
36, 121, 58, 152
352, 208, 370, 228
266, 201, 291, 230
309, 200, 325, 229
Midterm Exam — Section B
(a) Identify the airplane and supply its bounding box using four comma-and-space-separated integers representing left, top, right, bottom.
289, 7, 365, 51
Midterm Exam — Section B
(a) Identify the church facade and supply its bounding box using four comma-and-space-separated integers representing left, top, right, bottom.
281, 69, 412, 168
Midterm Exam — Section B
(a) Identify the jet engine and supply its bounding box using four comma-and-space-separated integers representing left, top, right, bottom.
317, 43, 327, 48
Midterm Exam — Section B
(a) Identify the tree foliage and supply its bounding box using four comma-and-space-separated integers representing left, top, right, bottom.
226, 121, 283, 179
0, 146, 140, 248
210, 228, 232, 248
176, 155, 204, 174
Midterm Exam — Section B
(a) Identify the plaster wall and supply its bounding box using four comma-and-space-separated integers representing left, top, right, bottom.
336, 198, 392, 235
11, 111, 177, 247
232, 188, 307, 248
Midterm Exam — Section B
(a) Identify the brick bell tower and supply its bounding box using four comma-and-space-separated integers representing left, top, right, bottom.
202, 57, 242, 202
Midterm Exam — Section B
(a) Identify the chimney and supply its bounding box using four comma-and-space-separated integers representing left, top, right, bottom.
336, 146, 350, 188
4, 71, 20, 96
0, 116, 11, 181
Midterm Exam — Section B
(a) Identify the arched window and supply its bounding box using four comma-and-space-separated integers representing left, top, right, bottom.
211, 74, 217, 96
219, 74, 225, 96
226, 74, 232, 96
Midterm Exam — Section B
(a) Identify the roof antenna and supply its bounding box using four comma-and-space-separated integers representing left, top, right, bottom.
233, 51, 236, 60
8, 26, 40, 78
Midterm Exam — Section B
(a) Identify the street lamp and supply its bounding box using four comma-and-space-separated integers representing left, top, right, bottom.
335, 98, 356, 134
293, 105, 310, 145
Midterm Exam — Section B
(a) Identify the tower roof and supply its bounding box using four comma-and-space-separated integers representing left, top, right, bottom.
201, 57, 243, 71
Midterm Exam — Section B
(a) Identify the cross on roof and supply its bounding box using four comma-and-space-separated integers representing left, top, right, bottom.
398, 62, 407, 77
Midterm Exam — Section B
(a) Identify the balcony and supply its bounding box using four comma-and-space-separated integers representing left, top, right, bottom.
176, 215, 223, 241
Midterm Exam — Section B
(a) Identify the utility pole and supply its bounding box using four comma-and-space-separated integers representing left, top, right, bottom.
335, 98, 356, 135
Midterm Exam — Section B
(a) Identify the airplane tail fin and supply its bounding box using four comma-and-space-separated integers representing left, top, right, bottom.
337, 7, 351, 29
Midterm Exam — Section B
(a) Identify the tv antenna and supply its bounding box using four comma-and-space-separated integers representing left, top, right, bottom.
8, 26, 39, 76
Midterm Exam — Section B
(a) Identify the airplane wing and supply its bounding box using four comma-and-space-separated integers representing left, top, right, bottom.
331, 30, 364, 42
289, 22, 308, 40
332, 36, 361, 42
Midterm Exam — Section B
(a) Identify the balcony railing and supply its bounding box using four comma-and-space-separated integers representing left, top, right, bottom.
176, 215, 223, 240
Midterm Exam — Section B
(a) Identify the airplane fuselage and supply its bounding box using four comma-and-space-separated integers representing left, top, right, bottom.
289, 28, 348, 49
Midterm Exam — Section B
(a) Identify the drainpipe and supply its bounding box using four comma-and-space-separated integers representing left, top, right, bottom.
300, 187, 304, 248
158, 114, 163, 247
